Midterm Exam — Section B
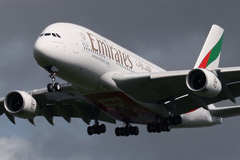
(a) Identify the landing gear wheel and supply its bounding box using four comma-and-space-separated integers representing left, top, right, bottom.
115, 127, 120, 136
100, 124, 106, 133
156, 124, 162, 133
130, 127, 135, 135
96, 127, 101, 135
124, 128, 130, 137
87, 126, 93, 136
133, 127, 139, 135
115, 126, 139, 137
147, 124, 152, 133
54, 82, 61, 92
120, 128, 125, 136
176, 116, 182, 125
87, 121, 106, 136
47, 83, 54, 92
166, 125, 171, 132
47, 69, 61, 93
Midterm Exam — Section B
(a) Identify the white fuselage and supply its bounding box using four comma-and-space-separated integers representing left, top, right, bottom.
33, 23, 222, 127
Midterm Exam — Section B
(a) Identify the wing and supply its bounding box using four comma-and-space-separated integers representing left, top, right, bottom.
208, 104, 240, 118
0, 83, 116, 125
112, 70, 188, 103
112, 67, 240, 115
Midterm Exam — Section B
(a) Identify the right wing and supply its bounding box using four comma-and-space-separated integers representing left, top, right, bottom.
0, 83, 116, 125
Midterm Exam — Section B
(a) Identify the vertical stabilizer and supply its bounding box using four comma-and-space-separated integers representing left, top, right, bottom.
194, 25, 224, 69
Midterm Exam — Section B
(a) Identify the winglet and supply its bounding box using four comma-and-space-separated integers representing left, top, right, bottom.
194, 25, 224, 69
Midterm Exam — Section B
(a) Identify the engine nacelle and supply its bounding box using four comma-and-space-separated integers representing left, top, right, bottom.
4, 91, 38, 119
186, 68, 222, 97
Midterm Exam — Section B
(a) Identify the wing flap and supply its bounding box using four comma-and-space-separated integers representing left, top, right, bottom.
219, 67, 240, 82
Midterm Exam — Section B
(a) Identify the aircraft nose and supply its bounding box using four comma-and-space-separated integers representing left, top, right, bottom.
33, 38, 56, 67
34, 38, 47, 61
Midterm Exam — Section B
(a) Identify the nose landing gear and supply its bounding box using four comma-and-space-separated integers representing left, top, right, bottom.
47, 71, 61, 92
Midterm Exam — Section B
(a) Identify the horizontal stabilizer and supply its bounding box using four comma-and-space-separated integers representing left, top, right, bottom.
208, 104, 240, 118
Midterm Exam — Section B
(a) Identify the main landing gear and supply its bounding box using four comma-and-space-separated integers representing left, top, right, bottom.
115, 123, 139, 137
87, 120, 106, 136
47, 71, 61, 92
147, 115, 182, 133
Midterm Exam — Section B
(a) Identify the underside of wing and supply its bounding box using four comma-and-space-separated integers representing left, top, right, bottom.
208, 104, 240, 118
112, 66, 240, 115
112, 70, 189, 104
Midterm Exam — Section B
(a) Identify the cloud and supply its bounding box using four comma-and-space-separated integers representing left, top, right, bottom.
0, 137, 37, 160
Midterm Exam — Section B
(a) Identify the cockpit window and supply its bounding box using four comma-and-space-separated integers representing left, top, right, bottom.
40, 33, 61, 38
44, 33, 51, 36
56, 33, 61, 38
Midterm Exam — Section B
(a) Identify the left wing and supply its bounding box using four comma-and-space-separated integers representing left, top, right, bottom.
208, 104, 240, 118
112, 70, 188, 104
112, 67, 240, 115
112, 25, 240, 116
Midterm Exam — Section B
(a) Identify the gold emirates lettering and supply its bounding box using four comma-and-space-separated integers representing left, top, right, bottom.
87, 32, 133, 69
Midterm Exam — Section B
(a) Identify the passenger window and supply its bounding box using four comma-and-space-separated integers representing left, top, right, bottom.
44, 33, 51, 36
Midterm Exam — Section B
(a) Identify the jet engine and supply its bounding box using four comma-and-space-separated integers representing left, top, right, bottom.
186, 68, 222, 97
4, 91, 38, 119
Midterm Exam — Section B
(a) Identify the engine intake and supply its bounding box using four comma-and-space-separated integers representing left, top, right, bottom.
4, 91, 38, 119
186, 68, 222, 97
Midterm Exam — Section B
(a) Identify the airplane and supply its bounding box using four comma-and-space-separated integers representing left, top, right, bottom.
1, 23, 240, 137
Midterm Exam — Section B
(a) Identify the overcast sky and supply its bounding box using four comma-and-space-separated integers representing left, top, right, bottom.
1, 0, 240, 160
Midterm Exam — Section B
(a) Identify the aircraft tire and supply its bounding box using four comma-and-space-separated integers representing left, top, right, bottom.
156, 124, 162, 133
54, 83, 61, 92
176, 116, 182, 125
115, 127, 120, 136
47, 83, 53, 92
87, 126, 93, 135
133, 127, 139, 136
100, 124, 106, 133
147, 124, 152, 133
124, 128, 130, 137
165, 125, 171, 132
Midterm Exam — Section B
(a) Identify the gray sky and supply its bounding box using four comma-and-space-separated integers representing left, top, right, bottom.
0, 0, 240, 160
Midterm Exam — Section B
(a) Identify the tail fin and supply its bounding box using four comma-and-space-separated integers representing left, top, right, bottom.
194, 25, 224, 69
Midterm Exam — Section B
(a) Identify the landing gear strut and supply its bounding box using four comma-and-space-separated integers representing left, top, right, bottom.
87, 120, 106, 136
115, 123, 139, 137
47, 71, 61, 92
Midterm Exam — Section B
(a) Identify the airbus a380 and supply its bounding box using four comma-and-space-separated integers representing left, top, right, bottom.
2, 23, 240, 137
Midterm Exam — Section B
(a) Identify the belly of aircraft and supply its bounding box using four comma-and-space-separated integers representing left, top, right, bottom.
85, 91, 157, 124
